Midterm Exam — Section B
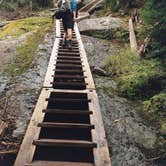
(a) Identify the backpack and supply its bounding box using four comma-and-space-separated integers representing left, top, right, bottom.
61, 0, 71, 12
53, 0, 72, 20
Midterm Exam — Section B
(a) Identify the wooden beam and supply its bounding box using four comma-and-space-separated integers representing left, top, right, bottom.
38, 122, 94, 129
42, 108, 93, 115
33, 139, 97, 148
129, 18, 138, 51
45, 98, 91, 103
0, 121, 8, 138
88, 91, 111, 166
25, 161, 95, 166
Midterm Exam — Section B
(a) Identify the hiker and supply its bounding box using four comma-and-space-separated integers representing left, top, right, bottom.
53, 0, 83, 48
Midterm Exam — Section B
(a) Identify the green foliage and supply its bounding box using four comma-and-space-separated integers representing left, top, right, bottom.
141, 0, 166, 59
143, 92, 166, 115
106, 46, 164, 99
142, 92, 166, 158
4, 17, 52, 77
105, 0, 144, 12
84, 28, 129, 41
0, 0, 53, 11
0, 2, 18, 11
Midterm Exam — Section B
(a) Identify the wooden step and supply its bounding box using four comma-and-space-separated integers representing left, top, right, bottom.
54, 69, 84, 73
59, 46, 79, 50
38, 122, 94, 129
52, 75, 86, 79
33, 139, 97, 148
56, 61, 82, 65
46, 98, 91, 103
51, 82, 87, 86
42, 109, 93, 115
60, 32, 76, 35
58, 49, 79, 53
59, 39, 77, 42
56, 64, 82, 68
56, 59, 82, 63
57, 56, 81, 59
58, 52, 80, 56
25, 161, 95, 166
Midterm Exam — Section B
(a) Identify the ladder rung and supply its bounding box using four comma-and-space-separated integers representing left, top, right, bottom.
56, 59, 81, 63
33, 139, 97, 148
60, 39, 77, 42
59, 46, 79, 49
38, 122, 94, 129
54, 69, 84, 73
56, 64, 82, 68
42, 109, 93, 115
45, 98, 91, 103
58, 49, 79, 53
52, 75, 86, 79
58, 52, 80, 55
57, 56, 80, 59
51, 82, 87, 86
25, 161, 95, 166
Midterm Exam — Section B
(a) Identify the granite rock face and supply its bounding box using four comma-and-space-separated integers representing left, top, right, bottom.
78, 16, 124, 32
82, 35, 157, 166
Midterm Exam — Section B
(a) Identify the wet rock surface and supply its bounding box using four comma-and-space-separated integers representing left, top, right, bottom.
82, 35, 157, 166
0, 75, 9, 93
0, 32, 32, 68
82, 35, 117, 68
0, 30, 55, 142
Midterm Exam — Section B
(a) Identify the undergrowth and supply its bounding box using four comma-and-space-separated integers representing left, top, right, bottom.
106, 46, 165, 100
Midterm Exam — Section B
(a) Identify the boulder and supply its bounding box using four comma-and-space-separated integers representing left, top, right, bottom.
78, 16, 124, 32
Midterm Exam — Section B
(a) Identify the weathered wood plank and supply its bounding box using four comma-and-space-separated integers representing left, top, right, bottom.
33, 139, 97, 148
129, 18, 138, 51
42, 108, 93, 115
25, 161, 95, 166
0, 121, 8, 138
88, 91, 111, 166
43, 38, 59, 87
38, 122, 94, 129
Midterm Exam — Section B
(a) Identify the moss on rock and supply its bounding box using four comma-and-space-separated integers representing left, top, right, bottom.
106, 46, 165, 99
3, 17, 52, 77
82, 28, 129, 42
160, 123, 166, 135
143, 92, 166, 115
0, 17, 51, 39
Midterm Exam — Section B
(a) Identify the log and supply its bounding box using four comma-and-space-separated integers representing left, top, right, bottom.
139, 22, 160, 56
0, 121, 8, 138
139, 35, 151, 56
132, 9, 140, 25
129, 18, 138, 51
88, 0, 104, 13
79, 0, 97, 12
0, 150, 17, 155
79, 0, 104, 13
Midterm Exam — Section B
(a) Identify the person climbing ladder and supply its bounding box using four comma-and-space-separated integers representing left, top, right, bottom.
53, 0, 83, 48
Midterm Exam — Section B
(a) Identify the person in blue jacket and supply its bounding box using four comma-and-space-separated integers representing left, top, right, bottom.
58, 0, 83, 48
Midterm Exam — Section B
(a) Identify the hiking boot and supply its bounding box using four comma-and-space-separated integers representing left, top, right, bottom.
62, 38, 67, 47
67, 40, 72, 49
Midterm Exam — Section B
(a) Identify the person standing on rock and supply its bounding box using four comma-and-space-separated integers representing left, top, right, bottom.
54, 0, 82, 48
